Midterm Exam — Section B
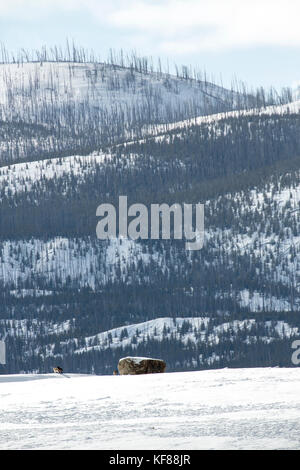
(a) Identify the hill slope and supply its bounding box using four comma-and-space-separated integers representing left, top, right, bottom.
1, 59, 300, 374
0, 61, 245, 164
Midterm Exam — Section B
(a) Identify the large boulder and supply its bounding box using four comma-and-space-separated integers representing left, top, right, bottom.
118, 356, 166, 375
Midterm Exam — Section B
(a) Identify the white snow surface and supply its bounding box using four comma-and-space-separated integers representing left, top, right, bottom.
0, 368, 300, 450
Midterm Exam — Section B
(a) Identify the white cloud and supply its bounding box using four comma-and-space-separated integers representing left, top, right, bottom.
0, 0, 300, 52
107, 0, 300, 51
0, 0, 82, 19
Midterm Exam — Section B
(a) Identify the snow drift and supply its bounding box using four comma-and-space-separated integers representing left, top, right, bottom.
0, 367, 300, 450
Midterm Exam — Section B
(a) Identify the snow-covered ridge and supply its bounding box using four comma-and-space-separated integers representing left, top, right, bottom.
0, 61, 236, 122
74, 317, 211, 354
0, 150, 142, 200
45, 316, 298, 358
2, 315, 297, 363
142, 99, 300, 138
0, 153, 113, 199
0, 61, 246, 165
0, 60, 243, 164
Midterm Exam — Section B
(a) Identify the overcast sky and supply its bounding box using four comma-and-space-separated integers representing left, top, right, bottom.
1, 0, 300, 90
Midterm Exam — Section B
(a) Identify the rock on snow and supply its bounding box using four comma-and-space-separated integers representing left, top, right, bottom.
118, 356, 166, 375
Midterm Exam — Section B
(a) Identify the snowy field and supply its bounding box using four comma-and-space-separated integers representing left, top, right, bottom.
1, 368, 300, 450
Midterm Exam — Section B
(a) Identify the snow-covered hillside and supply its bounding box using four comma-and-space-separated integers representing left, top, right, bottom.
2, 161, 300, 311
0, 236, 161, 289
132, 99, 300, 145
68, 317, 298, 357
1, 314, 297, 372
1, 368, 300, 450
2, 57, 300, 375
0, 60, 245, 163
0, 153, 113, 198
0, 62, 237, 126
0, 62, 228, 109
